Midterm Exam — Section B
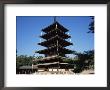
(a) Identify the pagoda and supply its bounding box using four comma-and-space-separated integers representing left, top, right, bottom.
35, 17, 73, 72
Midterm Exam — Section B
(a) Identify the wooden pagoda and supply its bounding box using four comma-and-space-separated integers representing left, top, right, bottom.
35, 17, 73, 72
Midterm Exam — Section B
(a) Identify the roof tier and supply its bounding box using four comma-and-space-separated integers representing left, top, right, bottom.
37, 62, 69, 68
38, 36, 73, 47
40, 29, 71, 39
33, 55, 66, 63
34, 55, 64, 61
36, 47, 73, 54
42, 22, 68, 33
37, 64, 70, 69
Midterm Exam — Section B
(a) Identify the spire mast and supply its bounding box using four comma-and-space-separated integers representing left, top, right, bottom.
54, 16, 57, 23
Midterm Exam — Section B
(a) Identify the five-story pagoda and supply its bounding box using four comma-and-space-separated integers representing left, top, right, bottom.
35, 17, 73, 71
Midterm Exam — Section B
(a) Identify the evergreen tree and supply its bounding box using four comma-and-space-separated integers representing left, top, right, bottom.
88, 16, 94, 33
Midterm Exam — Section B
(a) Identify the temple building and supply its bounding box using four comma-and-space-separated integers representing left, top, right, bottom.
34, 17, 74, 72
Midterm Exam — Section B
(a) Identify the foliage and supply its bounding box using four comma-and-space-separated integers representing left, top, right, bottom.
63, 58, 74, 68
73, 50, 94, 73
16, 55, 44, 69
16, 55, 33, 68
63, 58, 74, 64
88, 16, 94, 33
35, 56, 43, 59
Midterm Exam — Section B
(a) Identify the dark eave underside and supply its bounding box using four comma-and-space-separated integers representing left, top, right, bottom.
36, 47, 73, 54
38, 36, 73, 47
40, 31, 71, 39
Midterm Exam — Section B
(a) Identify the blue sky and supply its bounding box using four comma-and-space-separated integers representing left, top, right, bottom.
16, 16, 94, 57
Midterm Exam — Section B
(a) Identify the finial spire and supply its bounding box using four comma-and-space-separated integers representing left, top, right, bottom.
54, 16, 56, 23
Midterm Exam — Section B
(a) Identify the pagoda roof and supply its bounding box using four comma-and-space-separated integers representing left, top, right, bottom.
40, 30, 71, 39
37, 62, 59, 66
37, 62, 70, 69
36, 47, 73, 54
38, 36, 73, 47
33, 55, 66, 62
42, 21, 69, 33
37, 62, 68, 66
